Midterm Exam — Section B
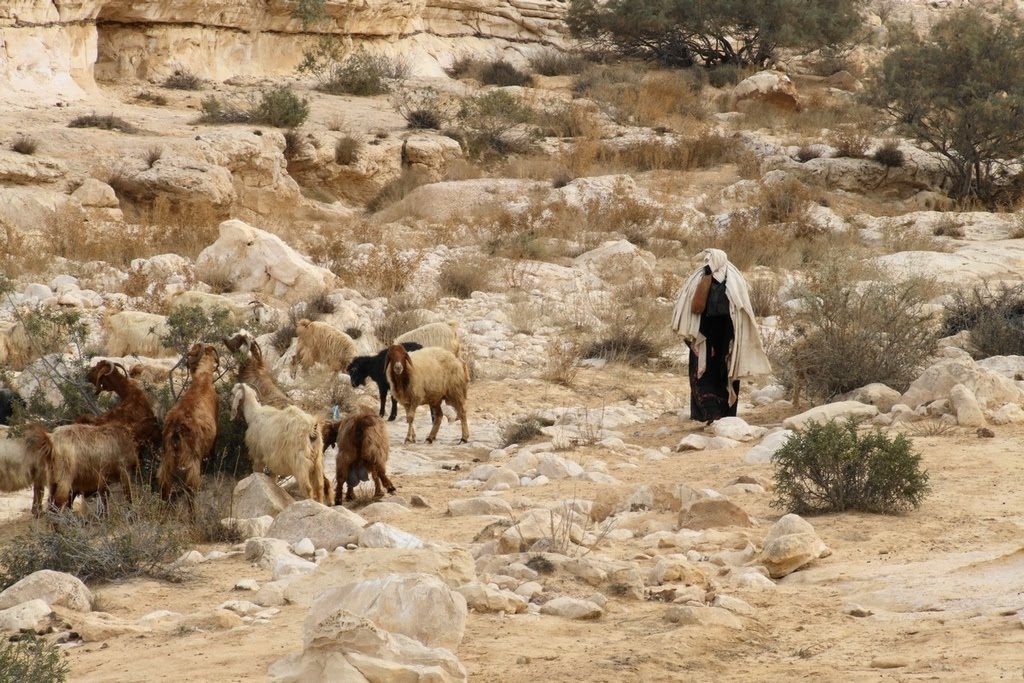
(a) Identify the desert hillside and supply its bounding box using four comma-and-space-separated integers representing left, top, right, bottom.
1, 1, 1024, 681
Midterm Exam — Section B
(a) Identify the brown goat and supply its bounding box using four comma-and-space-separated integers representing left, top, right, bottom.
224, 331, 291, 408
385, 345, 470, 444
78, 360, 161, 457
327, 411, 395, 504
158, 343, 219, 504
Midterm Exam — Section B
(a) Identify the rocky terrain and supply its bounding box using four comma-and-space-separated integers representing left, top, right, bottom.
1, 0, 1024, 681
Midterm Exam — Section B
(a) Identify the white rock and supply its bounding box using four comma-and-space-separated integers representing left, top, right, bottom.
902, 358, 1024, 409
484, 468, 521, 491
234, 579, 260, 592
706, 436, 742, 450
536, 454, 584, 480
743, 430, 794, 465
357, 523, 424, 549
273, 556, 317, 580
676, 434, 709, 451
0, 570, 91, 612
665, 605, 743, 629
0, 599, 52, 633
540, 597, 603, 620
712, 417, 766, 442
758, 514, 831, 578
245, 537, 298, 571
989, 403, 1024, 425
292, 538, 316, 557
267, 499, 366, 551
783, 401, 879, 430
175, 550, 206, 567
231, 473, 295, 519
950, 383, 986, 427
456, 582, 528, 614
448, 497, 513, 517
837, 383, 902, 413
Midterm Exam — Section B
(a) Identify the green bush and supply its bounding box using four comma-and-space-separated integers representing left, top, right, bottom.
0, 635, 69, 683
161, 305, 235, 359
250, 86, 310, 128
479, 60, 532, 87
942, 283, 1024, 358
528, 50, 589, 76
455, 90, 539, 159
771, 420, 930, 514
303, 45, 409, 96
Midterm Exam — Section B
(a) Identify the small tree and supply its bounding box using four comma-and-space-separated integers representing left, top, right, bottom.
867, 9, 1024, 205
0, 635, 69, 683
772, 419, 930, 515
567, 0, 865, 67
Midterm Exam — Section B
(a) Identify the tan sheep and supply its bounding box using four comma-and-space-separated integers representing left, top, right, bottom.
104, 311, 175, 358
385, 345, 469, 444
292, 319, 357, 374
395, 320, 462, 358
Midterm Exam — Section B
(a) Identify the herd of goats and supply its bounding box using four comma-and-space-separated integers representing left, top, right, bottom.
0, 318, 471, 517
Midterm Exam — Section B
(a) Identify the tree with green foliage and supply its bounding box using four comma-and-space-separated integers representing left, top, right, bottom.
866, 9, 1024, 205
566, 0, 866, 67
0, 635, 69, 683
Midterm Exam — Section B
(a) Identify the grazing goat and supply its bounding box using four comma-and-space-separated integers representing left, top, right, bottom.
77, 360, 161, 457
347, 342, 422, 421
159, 344, 219, 503
0, 388, 25, 426
0, 323, 32, 370
231, 383, 325, 503
0, 435, 46, 516
385, 345, 470, 444
28, 423, 138, 511
292, 319, 357, 374
167, 290, 253, 326
224, 330, 291, 408
325, 412, 395, 504
395, 320, 461, 358
104, 311, 174, 358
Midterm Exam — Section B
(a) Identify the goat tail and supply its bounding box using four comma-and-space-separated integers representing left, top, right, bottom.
25, 428, 53, 467
354, 413, 389, 466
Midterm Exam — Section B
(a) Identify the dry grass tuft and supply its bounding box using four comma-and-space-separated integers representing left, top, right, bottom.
11, 135, 38, 155
438, 256, 492, 298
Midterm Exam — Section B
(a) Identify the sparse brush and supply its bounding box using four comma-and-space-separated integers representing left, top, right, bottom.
932, 215, 964, 238
942, 282, 1024, 358
197, 95, 250, 124
250, 86, 310, 128
438, 256, 492, 298
335, 135, 362, 165
283, 129, 303, 160
706, 64, 743, 88
541, 339, 581, 386
317, 48, 410, 96
748, 276, 782, 317
796, 145, 821, 162
830, 129, 871, 158
68, 113, 138, 133
529, 49, 589, 76
11, 135, 38, 155
771, 419, 930, 515
873, 140, 904, 167
908, 420, 959, 438
480, 59, 533, 87
500, 415, 548, 447
144, 146, 163, 168
163, 69, 203, 90
366, 169, 428, 212
757, 177, 812, 224
525, 554, 555, 574
343, 242, 426, 297
136, 91, 168, 106
0, 635, 69, 683
374, 305, 431, 346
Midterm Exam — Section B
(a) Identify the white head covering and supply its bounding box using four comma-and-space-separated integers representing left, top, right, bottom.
704, 248, 728, 282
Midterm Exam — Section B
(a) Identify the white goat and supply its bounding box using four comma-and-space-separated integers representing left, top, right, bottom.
230, 383, 325, 502
104, 311, 174, 358
395, 320, 462, 358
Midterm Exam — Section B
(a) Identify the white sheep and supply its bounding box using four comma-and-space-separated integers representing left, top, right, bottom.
385, 345, 469, 444
292, 319, 358, 373
395, 320, 462, 358
0, 323, 32, 371
230, 383, 326, 503
0, 436, 46, 516
104, 311, 174, 358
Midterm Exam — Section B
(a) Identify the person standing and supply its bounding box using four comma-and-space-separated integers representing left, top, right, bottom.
671, 249, 771, 424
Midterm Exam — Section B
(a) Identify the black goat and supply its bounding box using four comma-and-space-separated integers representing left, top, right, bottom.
347, 342, 422, 421
0, 388, 25, 426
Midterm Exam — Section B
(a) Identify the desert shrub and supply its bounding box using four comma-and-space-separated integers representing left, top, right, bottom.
771, 419, 930, 514
796, 145, 820, 162
757, 177, 812, 224
136, 90, 168, 105
250, 86, 309, 128
283, 130, 303, 160
829, 129, 870, 158
0, 636, 69, 682
374, 305, 431, 346
438, 256, 492, 298
163, 69, 203, 90
197, 95, 250, 124
335, 135, 362, 164
455, 90, 539, 159
775, 262, 939, 400
529, 49, 589, 76
393, 88, 453, 130
344, 243, 426, 297
706, 63, 743, 87
541, 339, 582, 386
11, 135, 38, 155
480, 60, 532, 87
583, 281, 674, 365
942, 282, 1024, 357
0, 493, 187, 588
873, 140, 904, 167
161, 305, 235, 359
567, 0, 866, 67
500, 415, 550, 447
144, 146, 163, 168
932, 215, 964, 238
366, 169, 428, 212
597, 133, 737, 172
867, 8, 1024, 204
748, 276, 782, 317
67, 113, 137, 133
303, 44, 410, 96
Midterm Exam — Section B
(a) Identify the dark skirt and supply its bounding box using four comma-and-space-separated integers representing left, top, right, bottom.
688, 314, 739, 424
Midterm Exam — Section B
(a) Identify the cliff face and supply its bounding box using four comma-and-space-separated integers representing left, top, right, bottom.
0, 0, 566, 99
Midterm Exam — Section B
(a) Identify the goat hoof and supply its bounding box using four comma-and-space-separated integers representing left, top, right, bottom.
459, 438, 468, 444
387, 487, 396, 494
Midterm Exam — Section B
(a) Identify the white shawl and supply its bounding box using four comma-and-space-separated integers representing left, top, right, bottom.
671, 249, 772, 404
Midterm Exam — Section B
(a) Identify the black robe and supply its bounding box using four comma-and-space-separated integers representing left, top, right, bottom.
688, 312, 739, 424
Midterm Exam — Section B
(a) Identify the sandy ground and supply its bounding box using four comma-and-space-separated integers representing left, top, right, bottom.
2, 371, 1022, 682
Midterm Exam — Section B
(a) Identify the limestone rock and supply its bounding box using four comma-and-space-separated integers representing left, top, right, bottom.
222, 515, 274, 539
989, 403, 1024, 425
950, 383, 987, 427
284, 547, 476, 606
0, 570, 91, 612
573, 240, 656, 281
676, 434, 708, 451
733, 70, 800, 111
267, 499, 366, 551
71, 178, 119, 208
744, 430, 794, 465
447, 497, 513, 517
665, 605, 743, 629
648, 556, 710, 588
901, 359, 1024, 409
195, 219, 335, 304
456, 582, 528, 614
403, 134, 463, 180
357, 522, 423, 549
358, 502, 412, 521
837, 383, 902, 413
678, 499, 753, 530
536, 454, 584, 480
311, 573, 467, 651
782, 401, 879, 430
246, 537, 302, 571
498, 509, 583, 554
0, 599, 53, 633
483, 467, 520, 491
539, 597, 603, 620
758, 514, 831, 579
712, 417, 766, 442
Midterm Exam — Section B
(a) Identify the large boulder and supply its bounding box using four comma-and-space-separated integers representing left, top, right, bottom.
313, 573, 467, 651
403, 134, 464, 181
195, 219, 335, 303
677, 499, 753, 530
456, 582, 528, 614
836, 383, 902, 414
950, 383, 987, 427
232, 473, 295, 519
497, 509, 584, 553
901, 359, 1024, 410
268, 609, 467, 683
758, 514, 830, 579
539, 597, 603, 620
573, 240, 657, 283
284, 547, 476, 606
0, 570, 91, 612
733, 70, 800, 111
0, 599, 53, 633
783, 401, 879, 430
266, 499, 366, 551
